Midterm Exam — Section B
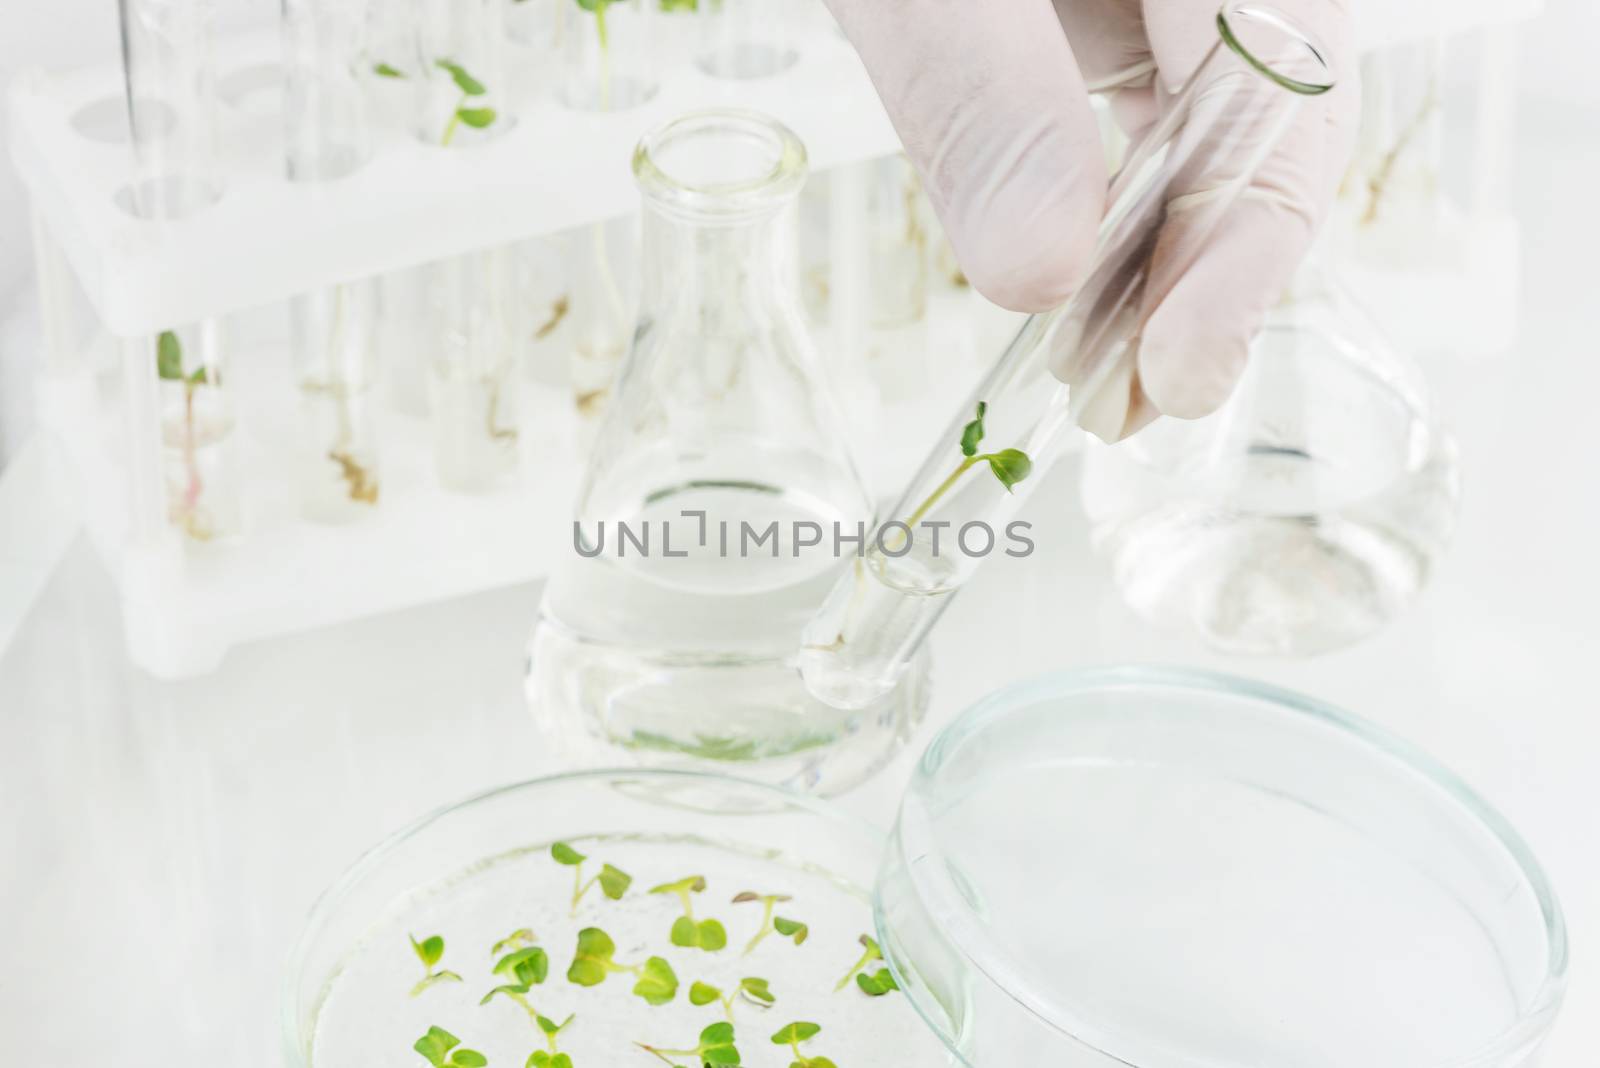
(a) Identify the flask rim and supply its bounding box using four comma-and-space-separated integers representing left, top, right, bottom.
632, 108, 808, 220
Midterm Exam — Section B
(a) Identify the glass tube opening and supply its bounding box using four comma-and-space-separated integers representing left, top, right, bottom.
1216, 2, 1335, 97
631, 109, 807, 221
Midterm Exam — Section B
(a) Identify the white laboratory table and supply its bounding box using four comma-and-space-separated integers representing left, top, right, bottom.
3, 115, 1598, 1067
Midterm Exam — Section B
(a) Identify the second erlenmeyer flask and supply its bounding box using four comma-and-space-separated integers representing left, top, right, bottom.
528, 111, 928, 794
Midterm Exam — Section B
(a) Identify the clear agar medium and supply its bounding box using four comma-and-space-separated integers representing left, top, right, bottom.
878, 668, 1567, 1068
285, 772, 948, 1068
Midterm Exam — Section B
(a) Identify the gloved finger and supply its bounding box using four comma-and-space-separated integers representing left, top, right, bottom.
1050, 0, 1153, 92
825, 0, 1109, 312
1135, 0, 1357, 421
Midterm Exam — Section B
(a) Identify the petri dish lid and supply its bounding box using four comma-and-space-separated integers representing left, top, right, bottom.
873, 667, 1568, 1068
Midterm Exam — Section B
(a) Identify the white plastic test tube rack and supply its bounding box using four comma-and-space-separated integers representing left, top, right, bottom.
6, 12, 902, 678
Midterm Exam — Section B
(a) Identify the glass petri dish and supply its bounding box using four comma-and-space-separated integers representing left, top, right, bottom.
285, 771, 947, 1068
1080, 280, 1459, 655
878, 667, 1567, 1067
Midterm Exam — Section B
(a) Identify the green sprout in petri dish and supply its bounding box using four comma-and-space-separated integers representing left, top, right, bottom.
770, 1022, 835, 1068
856, 967, 898, 996
565, 927, 679, 1005
689, 977, 775, 1021
480, 945, 551, 1020
731, 892, 807, 955
552, 842, 633, 916
492, 928, 539, 956
833, 934, 883, 993
636, 1021, 740, 1067
410, 934, 464, 996
435, 58, 497, 146
650, 876, 727, 951
904, 401, 1033, 530
524, 1012, 576, 1068
415, 1026, 488, 1068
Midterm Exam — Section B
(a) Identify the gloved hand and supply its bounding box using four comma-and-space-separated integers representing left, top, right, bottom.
826, 0, 1357, 441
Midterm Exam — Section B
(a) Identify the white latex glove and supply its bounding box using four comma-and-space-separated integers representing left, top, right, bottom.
827, 0, 1357, 440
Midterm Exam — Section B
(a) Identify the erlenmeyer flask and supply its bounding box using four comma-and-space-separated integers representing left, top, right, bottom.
1080, 268, 1459, 654
528, 111, 929, 794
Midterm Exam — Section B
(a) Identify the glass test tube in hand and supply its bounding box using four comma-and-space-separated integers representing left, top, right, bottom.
799, 4, 1338, 710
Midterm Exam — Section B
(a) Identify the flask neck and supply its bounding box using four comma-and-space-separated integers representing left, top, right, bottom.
638, 202, 798, 318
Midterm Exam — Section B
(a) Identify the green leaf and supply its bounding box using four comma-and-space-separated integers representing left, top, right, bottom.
659, 0, 696, 10
770, 1022, 821, 1045
985, 448, 1032, 491
649, 874, 707, 896
436, 58, 487, 95
494, 946, 549, 987
698, 1022, 739, 1065
739, 977, 774, 1005
598, 863, 632, 900
574, 0, 605, 10
455, 107, 497, 129
413, 971, 462, 997
551, 842, 586, 866
479, 983, 527, 1006
856, 967, 899, 996
670, 916, 727, 951
451, 1051, 487, 1068
374, 61, 406, 78
414, 1027, 459, 1067
689, 981, 721, 1006
528, 1055, 571, 1068
772, 917, 807, 945
156, 330, 183, 380
806, 1059, 838, 1068
491, 928, 537, 956
412, 934, 445, 968
535, 1013, 572, 1036
698, 919, 727, 951
959, 401, 987, 457
567, 927, 614, 986
632, 955, 679, 1005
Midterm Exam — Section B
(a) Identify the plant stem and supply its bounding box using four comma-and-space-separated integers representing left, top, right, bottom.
441, 91, 466, 145
593, 5, 613, 111
743, 898, 776, 956
903, 455, 980, 530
